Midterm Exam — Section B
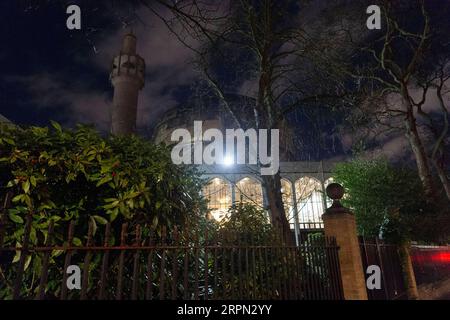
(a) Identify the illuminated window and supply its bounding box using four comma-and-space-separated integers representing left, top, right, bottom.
281, 179, 296, 229
295, 177, 324, 229
202, 177, 232, 222
235, 177, 263, 208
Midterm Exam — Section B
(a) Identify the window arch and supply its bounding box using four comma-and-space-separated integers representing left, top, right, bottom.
235, 177, 264, 208
295, 177, 324, 229
202, 177, 232, 222
281, 179, 295, 229
324, 177, 335, 208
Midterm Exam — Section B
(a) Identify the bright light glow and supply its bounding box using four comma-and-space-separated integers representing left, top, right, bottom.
222, 155, 234, 166
432, 252, 450, 263
210, 209, 230, 222
411, 251, 450, 265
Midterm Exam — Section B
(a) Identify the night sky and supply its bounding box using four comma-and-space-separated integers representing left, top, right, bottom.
0, 1, 447, 162
0, 1, 348, 161
0, 1, 195, 133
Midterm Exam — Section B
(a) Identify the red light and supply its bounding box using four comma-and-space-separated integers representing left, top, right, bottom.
431, 252, 450, 263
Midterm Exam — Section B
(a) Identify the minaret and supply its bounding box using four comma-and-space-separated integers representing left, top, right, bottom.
110, 33, 145, 135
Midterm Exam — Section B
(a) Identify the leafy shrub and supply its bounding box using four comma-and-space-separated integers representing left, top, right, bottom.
0, 123, 206, 238
0, 123, 208, 298
333, 157, 449, 243
219, 202, 274, 242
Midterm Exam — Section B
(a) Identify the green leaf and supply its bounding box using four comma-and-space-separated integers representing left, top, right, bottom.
51, 121, 62, 133
73, 237, 82, 246
12, 194, 24, 203
89, 216, 98, 236
12, 250, 21, 263
51, 250, 63, 258
127, 191, 140, 199
23, 194, 32, 208
152, 215, 159, 228
101, 165, 112, 174
9, 212, 24, 224
24, 255, 32, 271
93, 215, 108, 225
103, 200, 119, 210
3, 138, 15, 145
96, 175, 112, 187
50, 216, 61, 222
22, 180, 30, 194
109, 208, 119, 222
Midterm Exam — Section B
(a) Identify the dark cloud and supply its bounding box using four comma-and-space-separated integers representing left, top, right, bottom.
3, 73, 111, 130
1, 4, 198, 132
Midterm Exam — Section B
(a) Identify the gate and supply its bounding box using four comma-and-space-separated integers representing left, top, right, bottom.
359, 237, 407, 300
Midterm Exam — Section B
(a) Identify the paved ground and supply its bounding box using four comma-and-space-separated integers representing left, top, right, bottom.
439, 293, 450, 300
418, 276, 450, 300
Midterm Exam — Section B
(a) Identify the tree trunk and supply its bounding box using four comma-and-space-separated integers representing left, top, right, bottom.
404, 112, 438, 203
433, 158, 450, 202
256, 47, 293, 244
398, 242, 419, 300
262, 173, 293, 245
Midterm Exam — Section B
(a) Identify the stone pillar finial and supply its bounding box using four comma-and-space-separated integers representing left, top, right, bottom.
325, 183, 351, 214
326, 183, 344, 208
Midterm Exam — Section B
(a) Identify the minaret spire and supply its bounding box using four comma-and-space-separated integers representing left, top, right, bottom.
110, 32, 145, 135
121, 32, 137, 55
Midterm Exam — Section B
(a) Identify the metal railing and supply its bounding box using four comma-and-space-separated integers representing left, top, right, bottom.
359, 237, 407, 300
0, 216, 344, 300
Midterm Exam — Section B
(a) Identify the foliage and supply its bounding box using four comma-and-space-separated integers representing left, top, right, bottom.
333, 157, 448, 243
214, 203, 335, 298
219, 203, 274, 241
0, 122, 206, 236
0, 123, 208, 298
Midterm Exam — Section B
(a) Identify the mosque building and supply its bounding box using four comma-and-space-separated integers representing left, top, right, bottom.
110, 33, 337, 244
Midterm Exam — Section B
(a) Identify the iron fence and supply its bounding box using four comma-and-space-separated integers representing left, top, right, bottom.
0, 214, 343, 300
359, 237, 407, 300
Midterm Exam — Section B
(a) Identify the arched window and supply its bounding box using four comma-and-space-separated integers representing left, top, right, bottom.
235, 177, 263, 208
281, 179, 295, 229
202, 177, 232, 222
295, 177, 324, 229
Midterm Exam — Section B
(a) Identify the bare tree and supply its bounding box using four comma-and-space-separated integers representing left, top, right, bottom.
139, 0, 349, 242
416, 59, 450, 200
339, 0, 450, 204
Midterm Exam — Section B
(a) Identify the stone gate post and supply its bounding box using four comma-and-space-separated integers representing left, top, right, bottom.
322, 183, 368, 300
